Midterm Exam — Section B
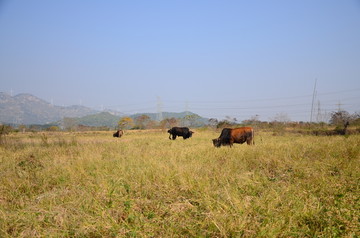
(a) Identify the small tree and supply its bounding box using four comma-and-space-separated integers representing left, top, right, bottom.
217, 120, 233, 129
330, 110, 351, 126
0, 124, 12, 145
270, 113, 290, 135
208, 118, 218, 128
160, 117, 178, 129
242, 115, 260, 126
118, 117, 134, 130
47, 126, 60, 131
63, 117, 77, 131
183, 114, 201, 127
134, 115, 151, 129
18, 124, 27, 133
225, 116, 237, 124
146, 120, 158, 129
352, 111, 360, 126
272, 112, 291, 124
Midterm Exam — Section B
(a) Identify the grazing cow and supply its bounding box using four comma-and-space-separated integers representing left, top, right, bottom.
113, 130, 124, 138
213, 127, 254, 147
167, 127, 194, 140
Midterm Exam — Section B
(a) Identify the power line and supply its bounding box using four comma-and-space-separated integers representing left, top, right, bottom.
99, 88, 360, 112
92, 87, 359, 121
160, 88, 360, 105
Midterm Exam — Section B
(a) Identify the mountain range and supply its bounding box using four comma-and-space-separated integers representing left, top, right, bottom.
0, 92, 207, 127
0, 92, 100, 125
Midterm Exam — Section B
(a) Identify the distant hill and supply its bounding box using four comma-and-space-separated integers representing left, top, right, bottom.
0, 92, 209, 127
0, 92, 98, 124
71, 112, 120, 128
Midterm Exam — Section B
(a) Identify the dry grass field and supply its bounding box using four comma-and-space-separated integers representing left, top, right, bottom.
0, 129, 359, 237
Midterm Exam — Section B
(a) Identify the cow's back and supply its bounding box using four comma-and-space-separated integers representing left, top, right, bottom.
168, 127, 193, 140
231, 127, 254, 144
172, 127, 189, 135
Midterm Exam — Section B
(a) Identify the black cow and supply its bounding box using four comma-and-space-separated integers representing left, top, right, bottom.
167, 127, 194, 140
113, 130, 124, 138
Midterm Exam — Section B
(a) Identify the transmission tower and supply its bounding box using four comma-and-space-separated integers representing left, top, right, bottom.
316, 100, 321, 122
310, 79, 317, 122
157, 96, 163, 121
336, 101, 343, 111
185, 100, 189, 115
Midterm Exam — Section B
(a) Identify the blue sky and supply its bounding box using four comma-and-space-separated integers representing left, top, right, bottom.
1, 0, 359, 121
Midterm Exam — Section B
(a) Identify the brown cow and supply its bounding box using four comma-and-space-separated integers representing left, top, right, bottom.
212, 127, 254, 147
113, 130, 124, 138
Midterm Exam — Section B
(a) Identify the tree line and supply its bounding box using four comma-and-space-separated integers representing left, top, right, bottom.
1, 110, 359, 134
117, 114, 202, 130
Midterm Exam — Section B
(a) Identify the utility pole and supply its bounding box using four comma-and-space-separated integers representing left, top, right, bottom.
310, 78, 317, 123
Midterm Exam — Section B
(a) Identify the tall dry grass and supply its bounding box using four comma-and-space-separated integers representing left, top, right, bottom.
0, 130, 359, 237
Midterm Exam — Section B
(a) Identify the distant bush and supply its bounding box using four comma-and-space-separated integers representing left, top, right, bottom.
46, 126, 60, 131
0, 124, 12, 145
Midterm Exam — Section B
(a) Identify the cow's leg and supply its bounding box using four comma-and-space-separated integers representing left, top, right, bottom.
172, 135, 177, 140
229, 139, 234, 147
247, 138, 254, 145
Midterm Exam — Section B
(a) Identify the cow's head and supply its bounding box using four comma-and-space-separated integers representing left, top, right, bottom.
212, 138, 221, 147
189, 131, 194, 137
167, 129, 171, 133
